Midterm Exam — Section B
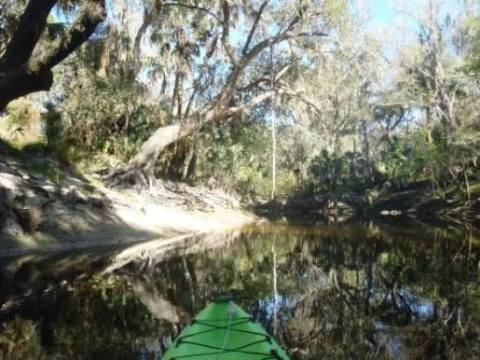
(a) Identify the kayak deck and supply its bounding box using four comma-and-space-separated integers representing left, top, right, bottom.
162, 300, 289, 359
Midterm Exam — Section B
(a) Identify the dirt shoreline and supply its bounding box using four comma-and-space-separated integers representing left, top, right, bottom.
0, 196, 258, 258
0, 156, 259, 256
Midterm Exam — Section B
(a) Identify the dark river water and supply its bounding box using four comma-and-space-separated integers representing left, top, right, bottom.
0, 220, 479, 359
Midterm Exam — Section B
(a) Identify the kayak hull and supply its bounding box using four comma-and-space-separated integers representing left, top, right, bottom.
162, 300, 289, 359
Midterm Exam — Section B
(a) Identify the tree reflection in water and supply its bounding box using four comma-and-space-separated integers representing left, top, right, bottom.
0, 222, 479, 359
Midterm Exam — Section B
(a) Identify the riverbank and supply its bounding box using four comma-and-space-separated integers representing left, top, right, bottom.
371, 181, 480, 220
2, 145, 479, 256
254, 181, 480, 226
0, 153, 257, 255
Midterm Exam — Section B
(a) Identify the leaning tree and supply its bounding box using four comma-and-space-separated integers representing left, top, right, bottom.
104, 0, 342, 185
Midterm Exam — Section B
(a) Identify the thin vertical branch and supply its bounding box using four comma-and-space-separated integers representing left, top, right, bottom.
270, 43, 277, 200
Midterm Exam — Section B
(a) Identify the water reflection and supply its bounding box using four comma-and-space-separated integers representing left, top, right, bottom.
0, 222, 480, 359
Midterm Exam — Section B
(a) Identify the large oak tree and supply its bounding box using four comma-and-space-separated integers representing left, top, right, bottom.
0, 0, 106, 111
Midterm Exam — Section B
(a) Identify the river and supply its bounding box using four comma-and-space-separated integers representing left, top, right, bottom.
0, 219, 479, 359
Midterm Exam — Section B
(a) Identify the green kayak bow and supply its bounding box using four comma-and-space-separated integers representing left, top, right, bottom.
162, 300, 289, 359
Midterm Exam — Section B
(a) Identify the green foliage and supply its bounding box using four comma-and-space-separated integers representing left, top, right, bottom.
3, 99, 39, 129
0, 317, 47, 360
304, 119, 480, 198
196, 120, 273, 196
43, 103, 63, 149
307, 149, 374, 194
464, 16, 480, 77
377, 133, 429, 189
321, 0, 348, 25
309, 150, 348, 193
61, 75, 169, 161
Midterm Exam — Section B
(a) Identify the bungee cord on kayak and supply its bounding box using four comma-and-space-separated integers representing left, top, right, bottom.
167, 319, 284, 359
162, 301, 289, 359
215, 301, 235, 359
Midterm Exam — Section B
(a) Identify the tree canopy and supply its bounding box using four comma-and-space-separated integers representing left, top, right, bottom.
0, 0, 479, 203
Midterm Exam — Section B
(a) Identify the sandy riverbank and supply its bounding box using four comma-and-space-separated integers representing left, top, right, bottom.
0, 155, 258, 256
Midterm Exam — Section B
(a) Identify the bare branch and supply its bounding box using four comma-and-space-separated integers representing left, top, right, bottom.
238, 77, 270, 92
275, 63, 292, 81
239, 64, 293, 92
215, 10, 325, 107
162, 1, 221, 22
221, 0, 237, 64
242, 1, 269, 56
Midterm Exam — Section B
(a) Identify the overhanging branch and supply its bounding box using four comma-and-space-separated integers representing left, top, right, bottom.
0, 0, 57, 68
30, 0, 107, 72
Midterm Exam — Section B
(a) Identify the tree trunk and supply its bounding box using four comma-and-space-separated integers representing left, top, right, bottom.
361, 119, 373, 184
271, 111, 277, 200
101, 4, 309, 185
0, 70, 54, 111
464, 168, 471, 206
351, 136, 357, 179
112, 123, 188, 185
181, 139, 198, 181
104, 107, 241, 185
104, 91, 276, 185
0, 0, 106, 112
96, 26, 114, 78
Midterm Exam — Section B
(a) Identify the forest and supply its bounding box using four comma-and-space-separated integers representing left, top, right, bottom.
0, 0, 479, 209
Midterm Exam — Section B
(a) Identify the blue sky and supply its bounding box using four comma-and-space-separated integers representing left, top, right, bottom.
368, 0, 470, 28
371, 0, 393, 25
